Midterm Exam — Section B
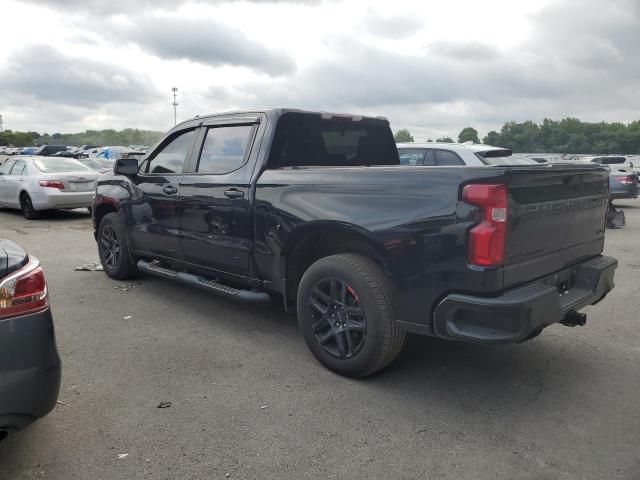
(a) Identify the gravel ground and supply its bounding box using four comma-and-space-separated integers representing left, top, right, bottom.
0, 201, 639, 480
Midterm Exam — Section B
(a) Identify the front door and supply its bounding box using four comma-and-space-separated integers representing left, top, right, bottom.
128, 127, 197, 260
179, 121, 259, 276
4, 160, 27, 207
0, 160, 16, 205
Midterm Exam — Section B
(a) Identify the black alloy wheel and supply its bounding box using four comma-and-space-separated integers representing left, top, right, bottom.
308, 278, 367, 359
97, 212, 137, 280
100, 224, 121, 272
297, 254, 406, 377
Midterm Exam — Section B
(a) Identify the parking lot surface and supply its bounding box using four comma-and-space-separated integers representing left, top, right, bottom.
0, 203, 639, 480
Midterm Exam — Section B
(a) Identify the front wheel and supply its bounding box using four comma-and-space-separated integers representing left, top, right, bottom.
98, 212, 137, 280
297, 254, 405, 377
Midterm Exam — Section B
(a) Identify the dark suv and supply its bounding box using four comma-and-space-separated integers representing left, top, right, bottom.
36, 145, 68, 156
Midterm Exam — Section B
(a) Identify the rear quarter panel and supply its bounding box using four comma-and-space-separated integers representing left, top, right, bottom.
253, 166, 508, 329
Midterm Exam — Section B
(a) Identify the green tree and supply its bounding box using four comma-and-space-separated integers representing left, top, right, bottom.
458, 127, 480, 143
483, 131, 501, 146
394, 129, 414, 142
435, 136, 454, 143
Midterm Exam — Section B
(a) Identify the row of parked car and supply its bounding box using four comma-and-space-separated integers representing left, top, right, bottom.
0, 145, 149, 173
396, 143, 640, 201
0, 145, 148, 218
0, 141, 638, 221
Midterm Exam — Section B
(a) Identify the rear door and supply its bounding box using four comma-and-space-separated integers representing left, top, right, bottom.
128, 126, 198, 259
503, 164, 609, 287
179, 115, 262, 276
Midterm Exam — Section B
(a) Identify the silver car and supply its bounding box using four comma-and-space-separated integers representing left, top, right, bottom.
0, 156, 98, 219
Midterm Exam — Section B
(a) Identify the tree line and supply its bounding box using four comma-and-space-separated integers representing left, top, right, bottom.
394, 118, 640, 154
0, 128, 164, 148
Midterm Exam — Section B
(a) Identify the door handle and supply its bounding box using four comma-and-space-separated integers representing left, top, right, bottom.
163, 185, 178, 195
224, 188, 245, 199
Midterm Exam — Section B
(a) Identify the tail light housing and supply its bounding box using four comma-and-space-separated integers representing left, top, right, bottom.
0, 258, 49, 319
462, 184, 508, 267
39, 180, 65, 189
617, 175, 636, 185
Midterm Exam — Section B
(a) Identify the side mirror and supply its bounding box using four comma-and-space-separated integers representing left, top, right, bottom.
114, 158, 139, 176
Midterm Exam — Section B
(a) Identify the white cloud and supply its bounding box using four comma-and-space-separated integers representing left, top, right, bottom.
2, 0, 639, 140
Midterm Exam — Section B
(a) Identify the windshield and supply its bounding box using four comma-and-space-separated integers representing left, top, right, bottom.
33, 158, 94, 173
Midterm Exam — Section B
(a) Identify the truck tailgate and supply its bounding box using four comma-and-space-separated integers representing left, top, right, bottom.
503, 164, 609, 288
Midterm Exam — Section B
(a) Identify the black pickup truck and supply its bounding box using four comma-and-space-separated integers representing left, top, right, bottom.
93, 109, 617, 377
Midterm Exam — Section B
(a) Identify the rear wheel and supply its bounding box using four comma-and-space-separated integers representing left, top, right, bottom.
98, 212, 137, 280
297, 254, 405, 377
20, 193, 40, 220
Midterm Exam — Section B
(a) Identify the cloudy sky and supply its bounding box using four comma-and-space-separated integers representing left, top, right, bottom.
1, 0, 638, 140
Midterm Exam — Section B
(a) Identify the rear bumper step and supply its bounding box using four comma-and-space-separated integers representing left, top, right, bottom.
432, 255, 617, 344
137, 260, 270, 303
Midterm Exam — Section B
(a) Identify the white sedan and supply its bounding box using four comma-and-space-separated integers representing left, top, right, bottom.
0, 156, 98, 219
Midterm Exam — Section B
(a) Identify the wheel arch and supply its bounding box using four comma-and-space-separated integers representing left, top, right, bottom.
93, 201, 119, 239
18, 189, 31, 207
282, 221, 392, 304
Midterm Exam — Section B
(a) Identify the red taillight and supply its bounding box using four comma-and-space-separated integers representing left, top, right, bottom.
617, 176, 635, 185
0, 259, 49, 319
39, 180, 65, 189
462, 184, 508, 267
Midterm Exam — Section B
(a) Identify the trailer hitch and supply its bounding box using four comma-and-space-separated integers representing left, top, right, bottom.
560, 312, 587, 327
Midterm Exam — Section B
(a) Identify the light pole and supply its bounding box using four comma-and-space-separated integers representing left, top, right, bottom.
171, 87, 178, 125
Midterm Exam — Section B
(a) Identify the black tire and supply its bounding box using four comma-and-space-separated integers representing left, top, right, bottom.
297, 254, 405, 377
20, 193, 40, 220
98, 212, 137, 280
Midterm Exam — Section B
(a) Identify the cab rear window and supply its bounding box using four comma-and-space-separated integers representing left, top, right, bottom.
268, 112, 399, 168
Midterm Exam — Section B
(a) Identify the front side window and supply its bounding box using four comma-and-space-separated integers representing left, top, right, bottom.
197, 125, 253, 174
0, 160, 15, 174
147, 129, 195, 174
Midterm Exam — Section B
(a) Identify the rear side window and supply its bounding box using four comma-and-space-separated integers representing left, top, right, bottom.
147, 129, 195, 174
268, 112, 399, 168
10, 160, 26, 175
436, 150, 464, 166
399, 149, 426, 166
197, 125, 253, 174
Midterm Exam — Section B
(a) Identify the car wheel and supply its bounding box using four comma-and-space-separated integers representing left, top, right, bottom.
297, 254, 405, 377
20, 193, 40, 220
98, 212, 137, 280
